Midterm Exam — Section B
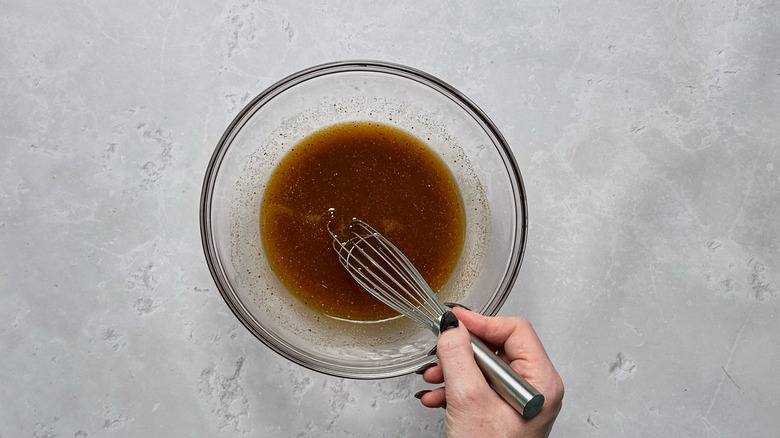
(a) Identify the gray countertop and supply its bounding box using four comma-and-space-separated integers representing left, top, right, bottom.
1, 1, 778, 436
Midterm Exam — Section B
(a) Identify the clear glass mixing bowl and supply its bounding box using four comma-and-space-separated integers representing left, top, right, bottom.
200, 61, 527, 378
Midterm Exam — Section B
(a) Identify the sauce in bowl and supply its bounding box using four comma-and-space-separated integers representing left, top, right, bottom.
261, 121, 465, 321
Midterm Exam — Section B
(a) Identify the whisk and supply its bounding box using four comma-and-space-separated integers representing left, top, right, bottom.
329, 218, 544, 418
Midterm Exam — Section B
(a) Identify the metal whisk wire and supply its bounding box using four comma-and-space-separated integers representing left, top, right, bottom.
328, 218, 545, 419
329, 219, 447, 332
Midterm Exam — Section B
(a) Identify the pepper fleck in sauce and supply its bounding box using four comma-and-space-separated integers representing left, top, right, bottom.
261, 122, 464, 321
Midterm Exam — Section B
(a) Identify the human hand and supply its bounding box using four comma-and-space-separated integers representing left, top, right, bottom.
415, 307, 564, 438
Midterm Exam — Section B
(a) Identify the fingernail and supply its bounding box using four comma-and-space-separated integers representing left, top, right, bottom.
415, 362, 437, 375
414, 390, 430, 399
438, 310, 459, 333
427, 345, 437, 356
444, 302, 471, 311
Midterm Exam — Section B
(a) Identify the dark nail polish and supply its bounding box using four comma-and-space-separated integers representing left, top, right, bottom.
414, 390, 430, 399
444, 302, 471, 311
438, 310, 459, 333
415, 362, 437, 375
427, 345, 437, 356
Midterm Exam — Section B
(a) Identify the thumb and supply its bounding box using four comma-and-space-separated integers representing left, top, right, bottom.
436, 311, 491, 401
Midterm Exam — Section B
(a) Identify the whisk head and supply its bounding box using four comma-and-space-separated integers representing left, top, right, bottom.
328, 219, 448, 333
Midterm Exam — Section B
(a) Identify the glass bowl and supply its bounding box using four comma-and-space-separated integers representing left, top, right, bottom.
200, 61, 527, 379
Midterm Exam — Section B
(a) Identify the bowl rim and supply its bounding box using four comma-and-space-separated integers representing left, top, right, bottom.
199, 60, 528, 379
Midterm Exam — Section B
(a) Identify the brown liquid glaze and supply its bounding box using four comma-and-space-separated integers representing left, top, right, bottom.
261, 122, 464, 321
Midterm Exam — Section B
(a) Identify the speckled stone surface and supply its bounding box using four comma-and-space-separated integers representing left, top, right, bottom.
1, 1, 779, 436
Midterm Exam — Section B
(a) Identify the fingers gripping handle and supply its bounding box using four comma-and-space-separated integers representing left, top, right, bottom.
470, 334, 545, 419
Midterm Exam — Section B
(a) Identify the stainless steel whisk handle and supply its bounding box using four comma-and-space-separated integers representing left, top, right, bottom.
469, 334, 545, 419
329, 219, 543, 417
